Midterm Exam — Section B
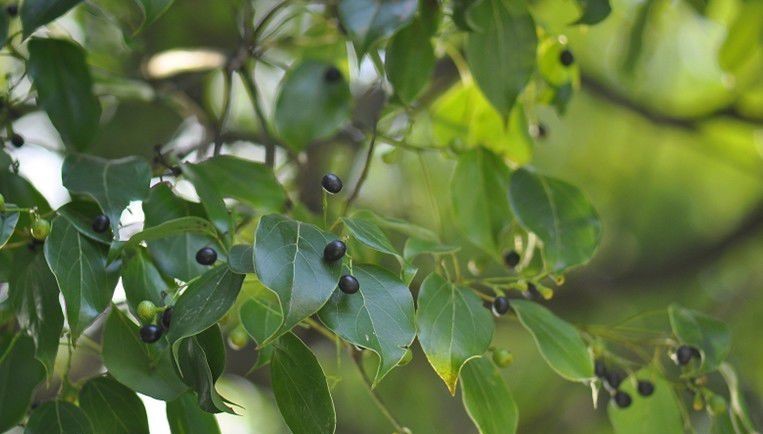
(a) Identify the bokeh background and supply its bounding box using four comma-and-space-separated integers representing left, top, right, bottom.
2, 0, 761, 432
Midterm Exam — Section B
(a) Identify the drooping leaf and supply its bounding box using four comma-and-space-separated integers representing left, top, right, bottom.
451, 149, 512, 256
274, 60, 352, 152
228, 244, 254, 274
240, 283, 282, 368
460, 357, 519, 434
174, 335, 234, 413
27, 38, 101, 150
254, 214, 342, 344
319, 265, 416, 385
102, 308, 187, 401
512, 299, 594, 381
573, 0, 612, 25
44, 217, 119, 337
668, 304, 731, 374
195, 325, 226, 381
166, 392, 221, 434
271, 333, 336, 434
120, 248, 168, 315
417, 273, 494, 394
509, 168, 601, 273
142, 183, 220, 281
110, 216, 220, 263
342, 216, 399, 257
0, 209, 18, 248
165, 265, 244, 344
338, 0, 418, 55
79, 376, 150, 434
61, 154, 151, 228
8, 249, 63, 374
57, 200, 113, 244
0, 335, 45, 432
607, 369, 683, 434
24, 401, 93, 434
465, 0, 537, 116
21, 0, 82, 37
385, 3, 438, 104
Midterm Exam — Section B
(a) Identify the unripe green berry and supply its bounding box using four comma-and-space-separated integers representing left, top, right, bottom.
492, 348, 514, 368
30, 218, 50, 240
398, 348, 413, 366
228, 326, 249, 350
708, 394, 727, 416
137, 300, 157, 323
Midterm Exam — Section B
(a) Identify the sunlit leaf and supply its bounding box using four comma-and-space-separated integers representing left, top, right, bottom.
342, 215, 399, 257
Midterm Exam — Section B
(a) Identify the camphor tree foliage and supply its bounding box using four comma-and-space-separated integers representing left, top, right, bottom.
0, 0, 759, 433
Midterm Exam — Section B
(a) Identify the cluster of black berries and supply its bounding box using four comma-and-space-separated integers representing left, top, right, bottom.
321, 173, 360, 294
140, 307, 172, 343
595, 359, 654, 409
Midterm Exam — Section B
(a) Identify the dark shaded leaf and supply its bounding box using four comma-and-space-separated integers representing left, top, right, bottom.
21, 0, 82, 37
121, 248, 168, 314
338, 0, 418, 55
57, 200, 112, 244
79, 376, 149, 434
385, 3, 438, 104
166, 392, 221, 434
110, 216, 220, 263
174, 335, 234, 413
0, 209, 18, 248
24, 401, 93, 434
228, 244, 254, 274
0, 335, 45, 432
573, 0, 611, 25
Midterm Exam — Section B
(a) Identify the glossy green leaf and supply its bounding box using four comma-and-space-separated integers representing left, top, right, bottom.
607, 369, 683, 434
21, 0, 82, 37
417, 273, 494, 394
512, 299, 593, 381
668, 304, 730, 374
121, 248, 167, 314
166, 392, 221, 434
509, 168, 601, 273
254, 214, 342, 344
8, 249, 63, 374
174, 335, 234, 413
57, 200, 112, 244
719, 2, 763, 72
196, 325, 226, 381
27, 38, 100, 150
79, 376, 149, 434
102, 308, 187, 401
143, 183, 219, 281
451, 149, 512, 256
240, 284, 282, 368
0, 335, 45, 432
25, 401, 93, 434
0, 209, 18, 248
385, 4, 438, 104
460, 357, 519, 434
228, 244, 254, 274
111, 216, 220, 263
352, 209, 438, 242
465, 0, 536, 116
319, 265, 416, 385
271, 333, 336, 434
274, 60, 351, 151
574, 0, 611, 25
342, 216, 398, 257
44, 217, 119, 337
62, 154, 151, 228
165, 265, 244, 344
338, 0, 418, 55
403, 237, 460, 261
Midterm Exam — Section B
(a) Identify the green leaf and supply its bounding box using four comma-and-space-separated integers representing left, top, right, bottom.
417, 273, 494, 395
0, 335, 45, 432
509, 168, 601, 273
57, 200, 112, 244
573, 0, 611, 25
451, 149, 512, 256
240, 283, 282, 368
718, 363, 758, 434
403, 237, 459, 261
342, 216, 399, 257
135, 0, 174, 28
228, 244, 255, 274
62, 154, 151, 228
274, 60, 352, 152
174, 335, 234, 413
719, 1, 763, 73
452, 0, 478, 30
319, 265, 416, 385
253, 214, 342, 344
195, 325, 226, 381
668, 304, 730, 374
21, 0, 82, 37
44, 217, 119, 337
512, 299, 593, 381
79, 376, 149, 434
111, 216, 220, 263
460, 357, 519, 434
166, 392, 221, 434
385, 4, 438, 104
352, 209, 438, 242
607, 369, 683, 434
8, 249, 63, 374
24, 401, 93, 434
338, 0, 418, 55
27, 38, 101, 150
102, 308, 187, 401
143, 183, 219, 281
121, 248, 168, 315
0, 209, 18, 248
271, 333, 336, 434
165, 265, 244, 344
465, 0, 536, 116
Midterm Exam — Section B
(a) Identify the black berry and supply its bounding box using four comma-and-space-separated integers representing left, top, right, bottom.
535, 123, 547, 139
323, 240, 346, 262
637, 380, 654, 397
504, 251, 520, 268
140, 324, 162, 343
614, 391, 632, 408
606, 371, 624, 389
5, 4, 18, 17
492, 297, 510, 315
161, 307, 173, 330
525, 282, 540, 300
195, 247, 217, 265
10, 133, 24, 148
324, 66, 342, 83
338, 275, 359, 294
91, 214, 110, 233
594, 360, 607, 378
560, 49, 575, 67
676, 345, 697, 366
321, 173, 343, 194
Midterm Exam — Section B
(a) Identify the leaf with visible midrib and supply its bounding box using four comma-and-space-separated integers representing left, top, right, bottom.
342, 216, 399, 257
417, 273, 494, 395
319, 265, 416, 385
24, 401, 93, 434
79, 376, 149, 434
254, 214, 341, 345
460, 357, 519, 434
